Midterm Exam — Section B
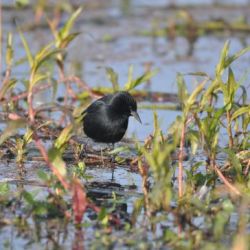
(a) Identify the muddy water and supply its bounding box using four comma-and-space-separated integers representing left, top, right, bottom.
1, 0, 250, 249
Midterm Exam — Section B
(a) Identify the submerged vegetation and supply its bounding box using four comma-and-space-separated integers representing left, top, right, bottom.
0, 1, 250, 249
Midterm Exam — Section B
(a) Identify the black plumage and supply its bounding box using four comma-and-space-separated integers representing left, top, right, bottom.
83, 91, 141, 143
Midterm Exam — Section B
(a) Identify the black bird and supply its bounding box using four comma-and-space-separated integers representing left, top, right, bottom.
83, 91, 141, 144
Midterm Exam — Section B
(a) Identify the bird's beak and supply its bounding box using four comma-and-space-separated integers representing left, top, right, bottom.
131, 111, 142, 124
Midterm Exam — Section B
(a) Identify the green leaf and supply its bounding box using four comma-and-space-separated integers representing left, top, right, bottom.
0, 119, 27, 146
35, 43, 54, 61
31, 73, 49, 87
58, 7, 83, 42
185, 72, 209, 77
6, 33, 13, 66
33, 47, 63, 77
54, 124, 73, 150
126, 65, 134, 86
23, 127, 33, 144
108, 146, 130, 155
98, 207, 109, 226
211, 107, 225, 130
0, 79, 17, 99
223, 148, 243, 182
213, 210, 230, 240
15, 0, 29, 7
225, 46, 250, 68
224, 67, 239, 109
18, 26, 33, 67
216, 40, 230, 76
125, 68, 158, 91
177, 73, 188, 105
200, 78, 220, 107
23, 191, 35, 205
0, 183, 9, 195
186, 80, 206, 109
37, 170, 49, 181
48, 147, 67, 177
59, 32, 81, 49
106, 67, 119, 92
187, 130, 199, 154
231, 106, 250, 120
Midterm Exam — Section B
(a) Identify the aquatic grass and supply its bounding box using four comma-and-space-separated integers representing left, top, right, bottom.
0, 8, 98, 227
105, 64, 158, 93
129, 41, 250, 245
0, 3, 250, 249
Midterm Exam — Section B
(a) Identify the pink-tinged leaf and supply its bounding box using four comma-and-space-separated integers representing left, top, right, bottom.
72, 179, 88, 224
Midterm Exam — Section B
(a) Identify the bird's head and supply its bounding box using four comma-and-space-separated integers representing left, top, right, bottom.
111, 91, 142, 123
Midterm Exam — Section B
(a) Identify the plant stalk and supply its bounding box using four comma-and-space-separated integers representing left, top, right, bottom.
227, 110, 234, 148
178, 121, 186, 198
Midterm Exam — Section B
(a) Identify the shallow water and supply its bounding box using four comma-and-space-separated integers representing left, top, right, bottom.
1, 0, 250, 249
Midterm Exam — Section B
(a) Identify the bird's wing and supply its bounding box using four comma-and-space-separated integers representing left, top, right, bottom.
83, 94, 113, 114
97, 94, 113, 104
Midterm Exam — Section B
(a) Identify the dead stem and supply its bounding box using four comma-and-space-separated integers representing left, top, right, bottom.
214, 164, 241, 196
138, 159, 151, 218
243, 159, 250, 176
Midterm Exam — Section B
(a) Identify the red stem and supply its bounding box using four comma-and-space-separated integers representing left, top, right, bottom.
214, 164, 241, 196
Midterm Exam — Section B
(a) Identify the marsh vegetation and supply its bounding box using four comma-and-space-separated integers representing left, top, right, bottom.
0, 1, 250, 249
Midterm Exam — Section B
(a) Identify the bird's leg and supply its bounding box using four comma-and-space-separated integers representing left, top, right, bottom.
110, 143, 115, 163
111, 143, 115, 181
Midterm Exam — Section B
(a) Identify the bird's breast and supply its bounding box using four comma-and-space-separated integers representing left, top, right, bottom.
83, 111, 129, 143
